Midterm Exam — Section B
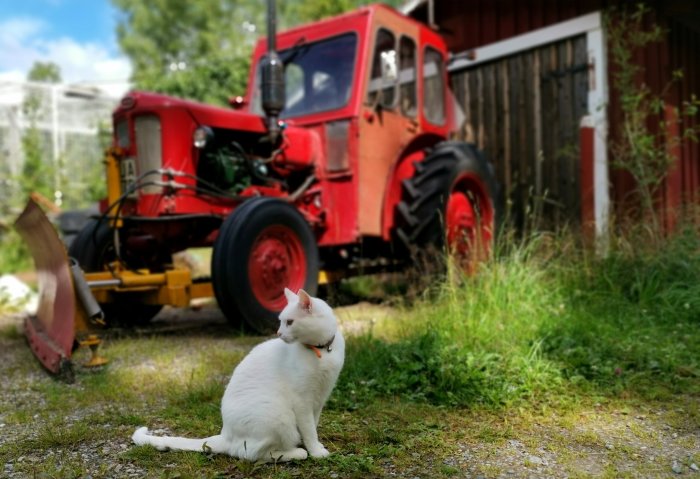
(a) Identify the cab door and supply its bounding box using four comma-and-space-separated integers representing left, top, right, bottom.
357, 18, 420, 237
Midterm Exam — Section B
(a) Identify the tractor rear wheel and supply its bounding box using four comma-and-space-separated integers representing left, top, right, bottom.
395, 141, 500, 273
69, 219, 163, 326
211, 197, 319, 333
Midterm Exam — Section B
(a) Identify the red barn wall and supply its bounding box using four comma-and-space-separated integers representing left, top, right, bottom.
410, 0, 700, 231
411, 0, 604, 52
607, 9, 700, 230
665, 17, 700, 224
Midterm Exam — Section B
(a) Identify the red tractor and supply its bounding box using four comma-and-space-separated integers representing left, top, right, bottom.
16, 2, 498, 375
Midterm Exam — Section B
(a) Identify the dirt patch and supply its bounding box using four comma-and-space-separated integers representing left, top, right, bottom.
449, 402, 700, 477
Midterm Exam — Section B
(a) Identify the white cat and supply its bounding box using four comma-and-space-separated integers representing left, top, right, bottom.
132, 288, 345, 462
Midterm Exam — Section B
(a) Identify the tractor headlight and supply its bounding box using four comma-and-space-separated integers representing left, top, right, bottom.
193, 126, 214, 149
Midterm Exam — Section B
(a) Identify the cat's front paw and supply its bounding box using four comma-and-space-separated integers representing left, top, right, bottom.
308, 445, 330, 458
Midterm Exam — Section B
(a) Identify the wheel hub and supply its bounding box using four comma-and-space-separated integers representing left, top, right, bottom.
446, 190, 476, 255
248, 225, 306, 311
256, 243, 290, 290
446, 174, 495, 269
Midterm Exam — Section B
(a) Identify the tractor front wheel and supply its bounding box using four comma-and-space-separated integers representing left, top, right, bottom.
69, 219, 163, 326
211, 198, 319, 333
395, 141, 501, 273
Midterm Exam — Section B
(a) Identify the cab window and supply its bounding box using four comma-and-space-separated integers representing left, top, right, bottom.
367, 28, 397, 108
423, 46, 445, 125
398, 36, 417, 117
251, 33, 357, 118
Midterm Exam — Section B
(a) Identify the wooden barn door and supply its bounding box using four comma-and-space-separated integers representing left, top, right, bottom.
452, 35, 589, 230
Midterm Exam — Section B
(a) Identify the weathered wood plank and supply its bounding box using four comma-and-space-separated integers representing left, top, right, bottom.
450, 33, 589, 230
501, 60, 512, 211
558, 39, 574, 223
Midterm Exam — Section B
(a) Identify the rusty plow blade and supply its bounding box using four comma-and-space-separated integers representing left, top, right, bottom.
14, 199, 106, 380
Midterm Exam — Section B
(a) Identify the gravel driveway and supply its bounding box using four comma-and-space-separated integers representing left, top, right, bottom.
1, 306, 699, 478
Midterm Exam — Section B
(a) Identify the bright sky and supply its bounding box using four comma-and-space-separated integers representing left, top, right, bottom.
0, 0, 131, 97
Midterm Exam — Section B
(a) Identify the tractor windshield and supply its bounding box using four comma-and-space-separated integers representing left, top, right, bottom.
251, 33, 357, 118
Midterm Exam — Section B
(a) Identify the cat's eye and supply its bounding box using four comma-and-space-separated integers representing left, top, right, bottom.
286, 319, 294, 326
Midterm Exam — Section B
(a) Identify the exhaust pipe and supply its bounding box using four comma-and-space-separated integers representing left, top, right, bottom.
261, 0, 285, 144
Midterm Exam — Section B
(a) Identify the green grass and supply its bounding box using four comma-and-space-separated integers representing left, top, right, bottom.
0, 229, 32, 275
1, 226, 699, 477
335, 227, 700, 410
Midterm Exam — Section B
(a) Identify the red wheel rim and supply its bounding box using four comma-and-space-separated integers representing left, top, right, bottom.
446, 173, 494, 269
248, 225, 307, 311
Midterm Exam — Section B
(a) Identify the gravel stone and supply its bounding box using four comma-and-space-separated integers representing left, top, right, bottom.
672, 461, 683, 474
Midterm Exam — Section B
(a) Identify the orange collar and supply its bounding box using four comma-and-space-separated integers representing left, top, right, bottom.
303, 335, 335, 358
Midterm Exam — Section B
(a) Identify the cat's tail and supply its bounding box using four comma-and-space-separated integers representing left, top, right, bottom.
132, 427, 229, 454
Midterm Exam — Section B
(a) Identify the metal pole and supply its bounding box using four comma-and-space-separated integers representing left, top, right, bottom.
267, 0, 276, 53
261, 0, 284, 144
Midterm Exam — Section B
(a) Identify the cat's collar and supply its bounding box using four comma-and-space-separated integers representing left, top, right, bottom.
304, 335, 335, 359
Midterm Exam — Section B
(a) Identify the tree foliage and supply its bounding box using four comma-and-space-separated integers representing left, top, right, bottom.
289, 0, 403, 22
112, 0, 266, 105
19, 126, 51, 199
112, 0, 404, 106
27, 61, 62, 83
20, 61, 61, 201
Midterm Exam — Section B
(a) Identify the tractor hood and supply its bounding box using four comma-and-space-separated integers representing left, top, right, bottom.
115, 90, 268, 134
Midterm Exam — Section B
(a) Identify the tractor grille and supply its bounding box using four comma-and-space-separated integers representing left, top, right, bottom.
134, 115, 162, 194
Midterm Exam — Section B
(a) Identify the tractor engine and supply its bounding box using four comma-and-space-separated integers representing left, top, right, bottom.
194, 128, 256, 195
102, 90, 322, 275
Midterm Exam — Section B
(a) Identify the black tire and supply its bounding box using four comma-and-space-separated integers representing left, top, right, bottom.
211, 197, 319, 334
69, 219, 163, 326
395, 141, 501, 270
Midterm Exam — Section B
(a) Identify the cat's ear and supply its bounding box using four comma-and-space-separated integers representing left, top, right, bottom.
284, 288, 297, 304
298, 289, 312, 313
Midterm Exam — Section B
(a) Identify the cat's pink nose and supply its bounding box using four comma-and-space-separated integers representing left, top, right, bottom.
276, 331, 281, 337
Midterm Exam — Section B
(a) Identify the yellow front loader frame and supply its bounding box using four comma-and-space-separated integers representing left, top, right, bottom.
87, 268, 213, 308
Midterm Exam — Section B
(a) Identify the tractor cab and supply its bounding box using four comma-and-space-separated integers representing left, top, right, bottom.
244, 4, 456, 245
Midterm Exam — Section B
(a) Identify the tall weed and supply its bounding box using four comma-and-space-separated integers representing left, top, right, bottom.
0, 230, 32, 275
335, 233, 570, 408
